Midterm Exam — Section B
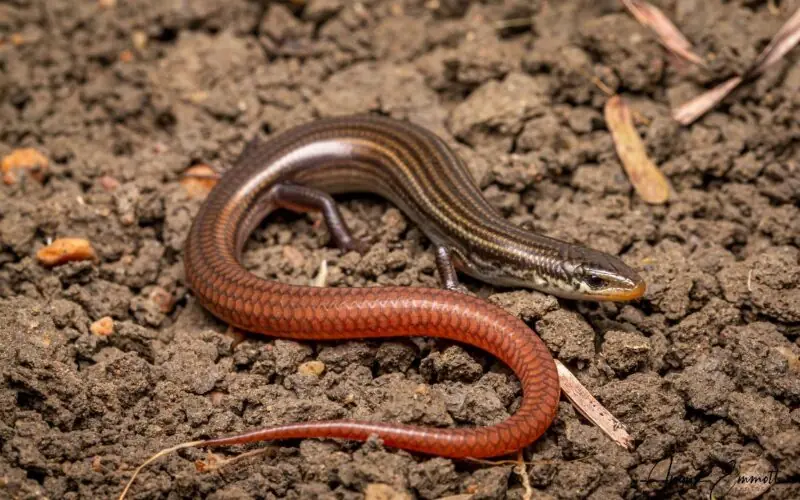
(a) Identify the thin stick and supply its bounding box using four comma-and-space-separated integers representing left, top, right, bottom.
556, 361, 634, 449
119, 441, 205, 500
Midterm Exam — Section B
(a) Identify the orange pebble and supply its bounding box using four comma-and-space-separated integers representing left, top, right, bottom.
208, 391, 225, 406
2, 148, 49, 185
132, 31, 148, 51
36, 238, 96, 267
298, 360, 326, 376
90, 316, 114, 336
148, 287, 175, 314
98, 175, 120, 192
180, 164, 218, 198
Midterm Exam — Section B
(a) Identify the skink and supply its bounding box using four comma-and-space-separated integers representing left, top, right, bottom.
183, 114, 645, 458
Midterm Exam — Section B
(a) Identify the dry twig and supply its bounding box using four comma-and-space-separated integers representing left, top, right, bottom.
621, 0, 706, 67
673, 8, 800, 125
556, 361, 634, 450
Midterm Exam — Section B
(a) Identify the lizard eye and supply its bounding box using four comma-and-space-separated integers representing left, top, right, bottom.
585, 274, 607, 290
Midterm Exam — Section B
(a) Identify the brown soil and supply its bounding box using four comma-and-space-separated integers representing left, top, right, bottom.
1, 1, 799, 499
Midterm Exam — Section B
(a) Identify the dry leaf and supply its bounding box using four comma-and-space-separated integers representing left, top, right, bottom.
673, 8, 800, 125
37, 238, 97, 267
672, 76, 742, 125
621, 0, 706, 67
748, 7, 800, 77
604, 96, 670, 204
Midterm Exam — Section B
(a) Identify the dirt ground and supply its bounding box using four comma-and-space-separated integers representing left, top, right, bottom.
1, 0, 799, 498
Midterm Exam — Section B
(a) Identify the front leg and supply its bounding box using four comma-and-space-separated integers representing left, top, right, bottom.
434, 245, 470, 294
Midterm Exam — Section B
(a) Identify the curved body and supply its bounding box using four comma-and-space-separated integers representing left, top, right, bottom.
184, 115, 643, 457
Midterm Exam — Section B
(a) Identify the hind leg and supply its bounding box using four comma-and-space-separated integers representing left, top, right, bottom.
267, 183, 369, 255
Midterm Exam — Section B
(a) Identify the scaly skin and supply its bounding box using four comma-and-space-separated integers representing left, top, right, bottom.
182, 114, 642, 457
183, 273, 560, 457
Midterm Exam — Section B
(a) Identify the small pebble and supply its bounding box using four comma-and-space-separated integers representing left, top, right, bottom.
187, 91, 209, 104
98, 175, 120, 192
364, 483, 412, 500
119, 50, 134, 62
208, 391, 225, 406
283, 246, 306, 268
120, 213, 136, 226
297, 360, 325, 376
2, 148, 49, 185
180, 165, 218, 198
37, 238, 96, 267
90, 316, 114, 336
132, 31, 147, 51
148, 286, 174, 314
